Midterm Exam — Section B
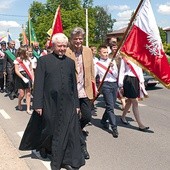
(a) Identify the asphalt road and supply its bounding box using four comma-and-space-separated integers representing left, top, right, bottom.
0, 83, 170, 170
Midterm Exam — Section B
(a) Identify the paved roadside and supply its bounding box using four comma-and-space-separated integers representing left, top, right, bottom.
0, 126, 29, 170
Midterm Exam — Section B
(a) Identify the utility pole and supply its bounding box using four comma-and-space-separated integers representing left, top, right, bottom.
85, 8, 89, 47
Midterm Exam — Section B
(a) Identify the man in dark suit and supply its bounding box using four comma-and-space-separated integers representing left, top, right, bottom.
0, 41, 7, 93
32, 41, 42, 59
4, 40, 17, 100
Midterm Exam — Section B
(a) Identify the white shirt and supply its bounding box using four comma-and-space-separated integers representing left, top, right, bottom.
95, 58, 118, 82
75, 52, 87, 98
13, 59, 31, 72
118, 59, 144, 87
30, 56, 37, 69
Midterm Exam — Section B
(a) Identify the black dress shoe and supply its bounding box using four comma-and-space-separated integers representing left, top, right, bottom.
9, 94, 14, 100
81, 146, 90, 159
101, 120, 109, 129
82, 130, 89, 137
39, 148, 47, 159
0, 89, 4, 93
62, 164, 74, 170
61, 164, 79, 170
112, 128, 119, 138
91, 110, 97, 116
139, 127, 149, 132
120, 118, 129, 125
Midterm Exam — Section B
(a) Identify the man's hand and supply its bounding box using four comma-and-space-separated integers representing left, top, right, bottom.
35, 108, 43, 116
110, 61, 114, 67
119, 87, 124, 95
76, 108, 82, 119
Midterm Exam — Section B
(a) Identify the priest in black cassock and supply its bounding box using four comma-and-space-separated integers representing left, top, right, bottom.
19, 33, 85, 170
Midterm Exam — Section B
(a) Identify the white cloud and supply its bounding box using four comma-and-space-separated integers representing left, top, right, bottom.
112, 10, 133, 30
117, 10, 133, 19
108, 5, 130, 11
158, 3, 170, 14
0, 0, 16, 11
0, 21, 21, 40
113, 21, 129, 30
0, 21, 20, 28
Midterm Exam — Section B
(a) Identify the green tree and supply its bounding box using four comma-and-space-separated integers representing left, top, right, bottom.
28, 1, 47, 46
82, 0, 93, 8
26, 0, 116, 47
163, 43, 170, 56
93, 6, 115, 44
159, 27, 166, 43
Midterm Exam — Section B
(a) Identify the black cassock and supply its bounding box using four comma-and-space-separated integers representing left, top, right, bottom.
19, 53, 85, 169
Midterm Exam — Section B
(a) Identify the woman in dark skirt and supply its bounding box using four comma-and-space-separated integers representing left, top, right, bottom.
14, 46, 34, 114
123, 75, 140, 98
118, 58, 149, 132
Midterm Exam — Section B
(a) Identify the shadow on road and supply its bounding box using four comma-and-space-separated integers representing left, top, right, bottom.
91, 116, 154, 134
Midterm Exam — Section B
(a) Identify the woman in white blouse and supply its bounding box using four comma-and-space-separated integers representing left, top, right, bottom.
118, 58, 149, 132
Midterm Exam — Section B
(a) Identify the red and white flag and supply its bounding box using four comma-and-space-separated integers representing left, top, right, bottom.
121, 0, 170, 89
49, 5, 63, 46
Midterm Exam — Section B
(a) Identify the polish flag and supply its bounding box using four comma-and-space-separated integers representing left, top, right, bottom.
121, 0, 170, 89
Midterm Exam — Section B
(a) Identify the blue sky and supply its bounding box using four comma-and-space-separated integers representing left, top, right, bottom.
0, 0, 169, 47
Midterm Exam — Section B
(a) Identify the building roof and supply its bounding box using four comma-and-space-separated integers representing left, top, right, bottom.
107, 27, 127, 35
163, 27, 170, 31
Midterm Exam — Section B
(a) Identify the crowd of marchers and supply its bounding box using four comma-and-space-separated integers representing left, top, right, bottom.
0, 27, 150, 170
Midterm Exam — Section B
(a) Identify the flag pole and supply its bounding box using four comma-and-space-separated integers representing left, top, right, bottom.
92, 0, 145, 103
85, 8, 89, 47
22, 24, 24, 45
28, 10, 31, 46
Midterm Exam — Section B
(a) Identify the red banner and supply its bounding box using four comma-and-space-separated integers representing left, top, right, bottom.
121, 0, 170, 89
49, 5, 63, 46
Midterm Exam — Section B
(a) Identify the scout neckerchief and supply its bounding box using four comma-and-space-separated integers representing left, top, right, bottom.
33, 50, 40, 59
5, 49, 16, 61
16, 58, 33, 81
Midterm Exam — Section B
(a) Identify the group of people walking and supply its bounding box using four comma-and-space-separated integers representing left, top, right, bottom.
0, 27, 150, 170
0, 40, 41, 113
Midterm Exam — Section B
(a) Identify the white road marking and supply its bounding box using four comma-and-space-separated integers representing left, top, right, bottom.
0, 109, 11, 119
17, 131, 24, 138
32, 150, 51, 170
17, 131, 51, 170
16, 103, 147, 170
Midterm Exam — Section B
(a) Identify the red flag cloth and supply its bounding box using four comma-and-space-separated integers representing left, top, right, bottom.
121, 0, 170, 89
49, 5, 63, 46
